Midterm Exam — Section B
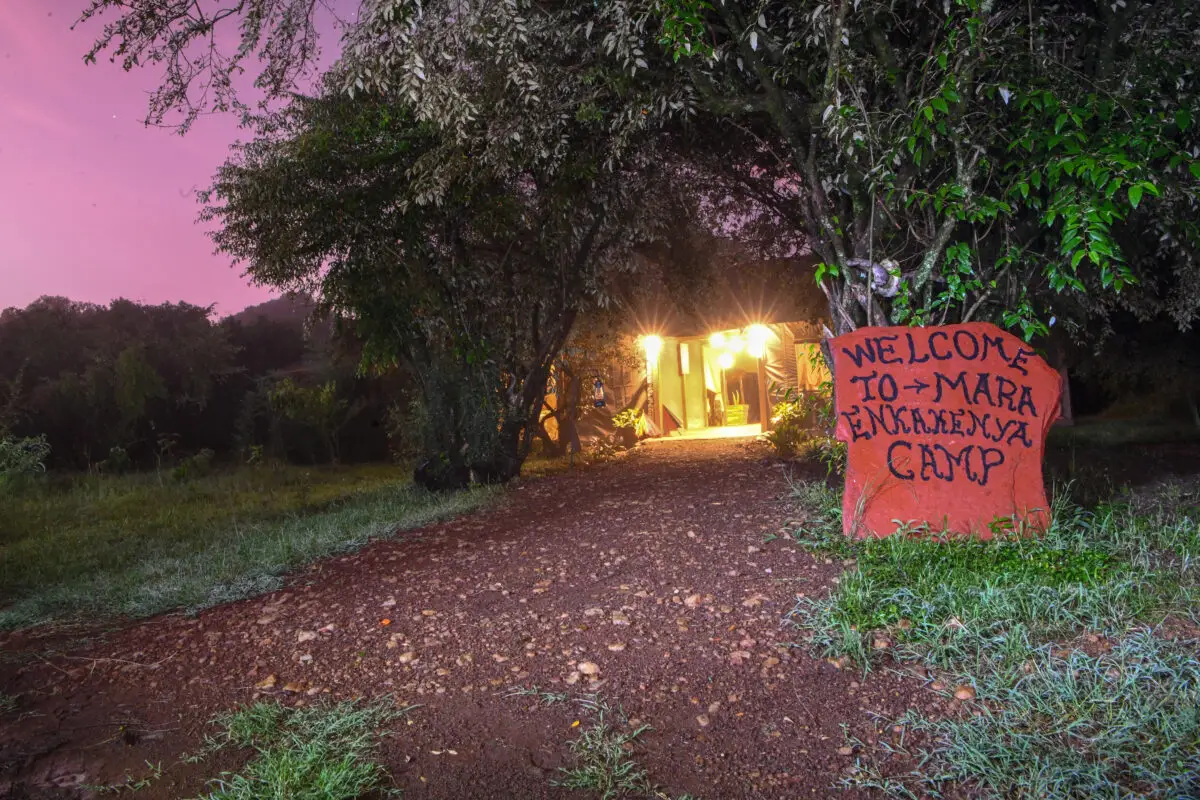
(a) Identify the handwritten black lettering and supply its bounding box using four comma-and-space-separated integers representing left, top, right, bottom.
929, 331, 953, 360
875, 335, 903, 365
953, 330, 980, 360
887, 440, 915, 480
878, 374, 899, 402
905, 332, 931, 364
849, 370, 879, 401
842, 340, 878, 369
934, 371, 969, 404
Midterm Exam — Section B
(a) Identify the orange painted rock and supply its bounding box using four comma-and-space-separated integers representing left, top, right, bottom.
830, 323, 1061, 538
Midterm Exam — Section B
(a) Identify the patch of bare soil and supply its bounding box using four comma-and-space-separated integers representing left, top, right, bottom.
0, 440, 932, 799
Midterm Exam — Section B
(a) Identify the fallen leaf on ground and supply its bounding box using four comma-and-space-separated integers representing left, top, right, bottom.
255, 674, 277, 689
729, 650, 752, 665
954, 684, 976, 701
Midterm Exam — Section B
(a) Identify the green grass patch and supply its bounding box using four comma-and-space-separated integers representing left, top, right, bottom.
0, 463, 496, 629
195, 698, 404, 800
552, 696, 653, 799
505, 690, 695, 800
787, 480, 1200, 798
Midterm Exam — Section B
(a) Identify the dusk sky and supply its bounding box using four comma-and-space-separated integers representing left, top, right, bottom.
0, 2, 342, 316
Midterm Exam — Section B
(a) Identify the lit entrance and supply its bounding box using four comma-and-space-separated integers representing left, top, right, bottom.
639, 322, 829, 439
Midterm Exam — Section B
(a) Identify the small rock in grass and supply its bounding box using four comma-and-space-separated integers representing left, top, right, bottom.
837, 746, 854, 756
953, 685, 976, 701
578, 661, 600, 676
607, 643, 626, 652
296, 631, 317, 643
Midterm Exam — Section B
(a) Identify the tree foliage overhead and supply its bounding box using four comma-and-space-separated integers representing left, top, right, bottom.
636, 0, 1200, 339
79, 0, 1200, 345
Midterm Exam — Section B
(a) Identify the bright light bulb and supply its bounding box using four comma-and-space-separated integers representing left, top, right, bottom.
748, 341, 765, 359
748, 324, 771, 346
642, 334, 663, 361
718, 352, 735, 370
709, 332, 727, 348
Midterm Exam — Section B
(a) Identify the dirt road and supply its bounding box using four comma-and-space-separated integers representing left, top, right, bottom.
1, 439, 925, 799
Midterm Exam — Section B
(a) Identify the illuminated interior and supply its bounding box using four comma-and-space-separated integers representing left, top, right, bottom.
636, 323, 828, 438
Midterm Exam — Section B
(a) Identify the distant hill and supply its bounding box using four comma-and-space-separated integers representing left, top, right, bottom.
228, 294, 317, 327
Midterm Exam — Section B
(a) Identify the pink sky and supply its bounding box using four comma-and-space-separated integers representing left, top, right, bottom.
0, 2, 341, 316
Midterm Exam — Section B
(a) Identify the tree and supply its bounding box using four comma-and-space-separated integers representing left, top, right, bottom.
80, 0, 1200, 345
200, 73, 676, 483
641, 0, 1200, 341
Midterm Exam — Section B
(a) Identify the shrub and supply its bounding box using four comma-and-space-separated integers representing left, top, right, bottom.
611, 408, 643, 430
0, 435, 50, 491
765, 383, 847, 473
173, 449, 217, 482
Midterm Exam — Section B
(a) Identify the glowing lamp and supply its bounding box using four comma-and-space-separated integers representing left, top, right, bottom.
709, 332, 727, 349
747, 324, 771, 347
642, 335, 663, 370
718, 352, 735, 370
748, 341, 765, 359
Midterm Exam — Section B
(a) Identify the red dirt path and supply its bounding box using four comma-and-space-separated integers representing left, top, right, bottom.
1, 439, 931, 799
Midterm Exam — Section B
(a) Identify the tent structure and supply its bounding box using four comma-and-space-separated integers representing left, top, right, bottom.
596, 238, 832, 439
635, 319, 830, 438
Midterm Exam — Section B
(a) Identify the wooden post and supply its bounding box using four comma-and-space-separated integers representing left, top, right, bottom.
1057, 364, 1074, 426
678, 342, 689, 430
757, 356, 771, 432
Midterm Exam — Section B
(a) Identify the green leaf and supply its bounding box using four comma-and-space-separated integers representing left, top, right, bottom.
923, 106, 934, 122
1177, 109, 1192, 131
1070, 250, 1086, 269
931, 98, 949, 115
1191, 162, 1200, 181
1128, 185, 1143, 208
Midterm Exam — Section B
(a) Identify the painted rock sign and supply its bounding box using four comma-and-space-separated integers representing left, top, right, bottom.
831, 322, 1061, 538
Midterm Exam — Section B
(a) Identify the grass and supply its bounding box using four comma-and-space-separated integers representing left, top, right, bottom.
787, 480, 1200, 799
194, 697, 405, 800
83, 761, 165, 795
505, 689, 695, 800
552, 696, 654, 799
0, 692, 17, 714
0, 463, 496, 629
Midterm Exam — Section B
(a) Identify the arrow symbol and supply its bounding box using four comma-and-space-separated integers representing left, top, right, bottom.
903, 378, 930, 394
